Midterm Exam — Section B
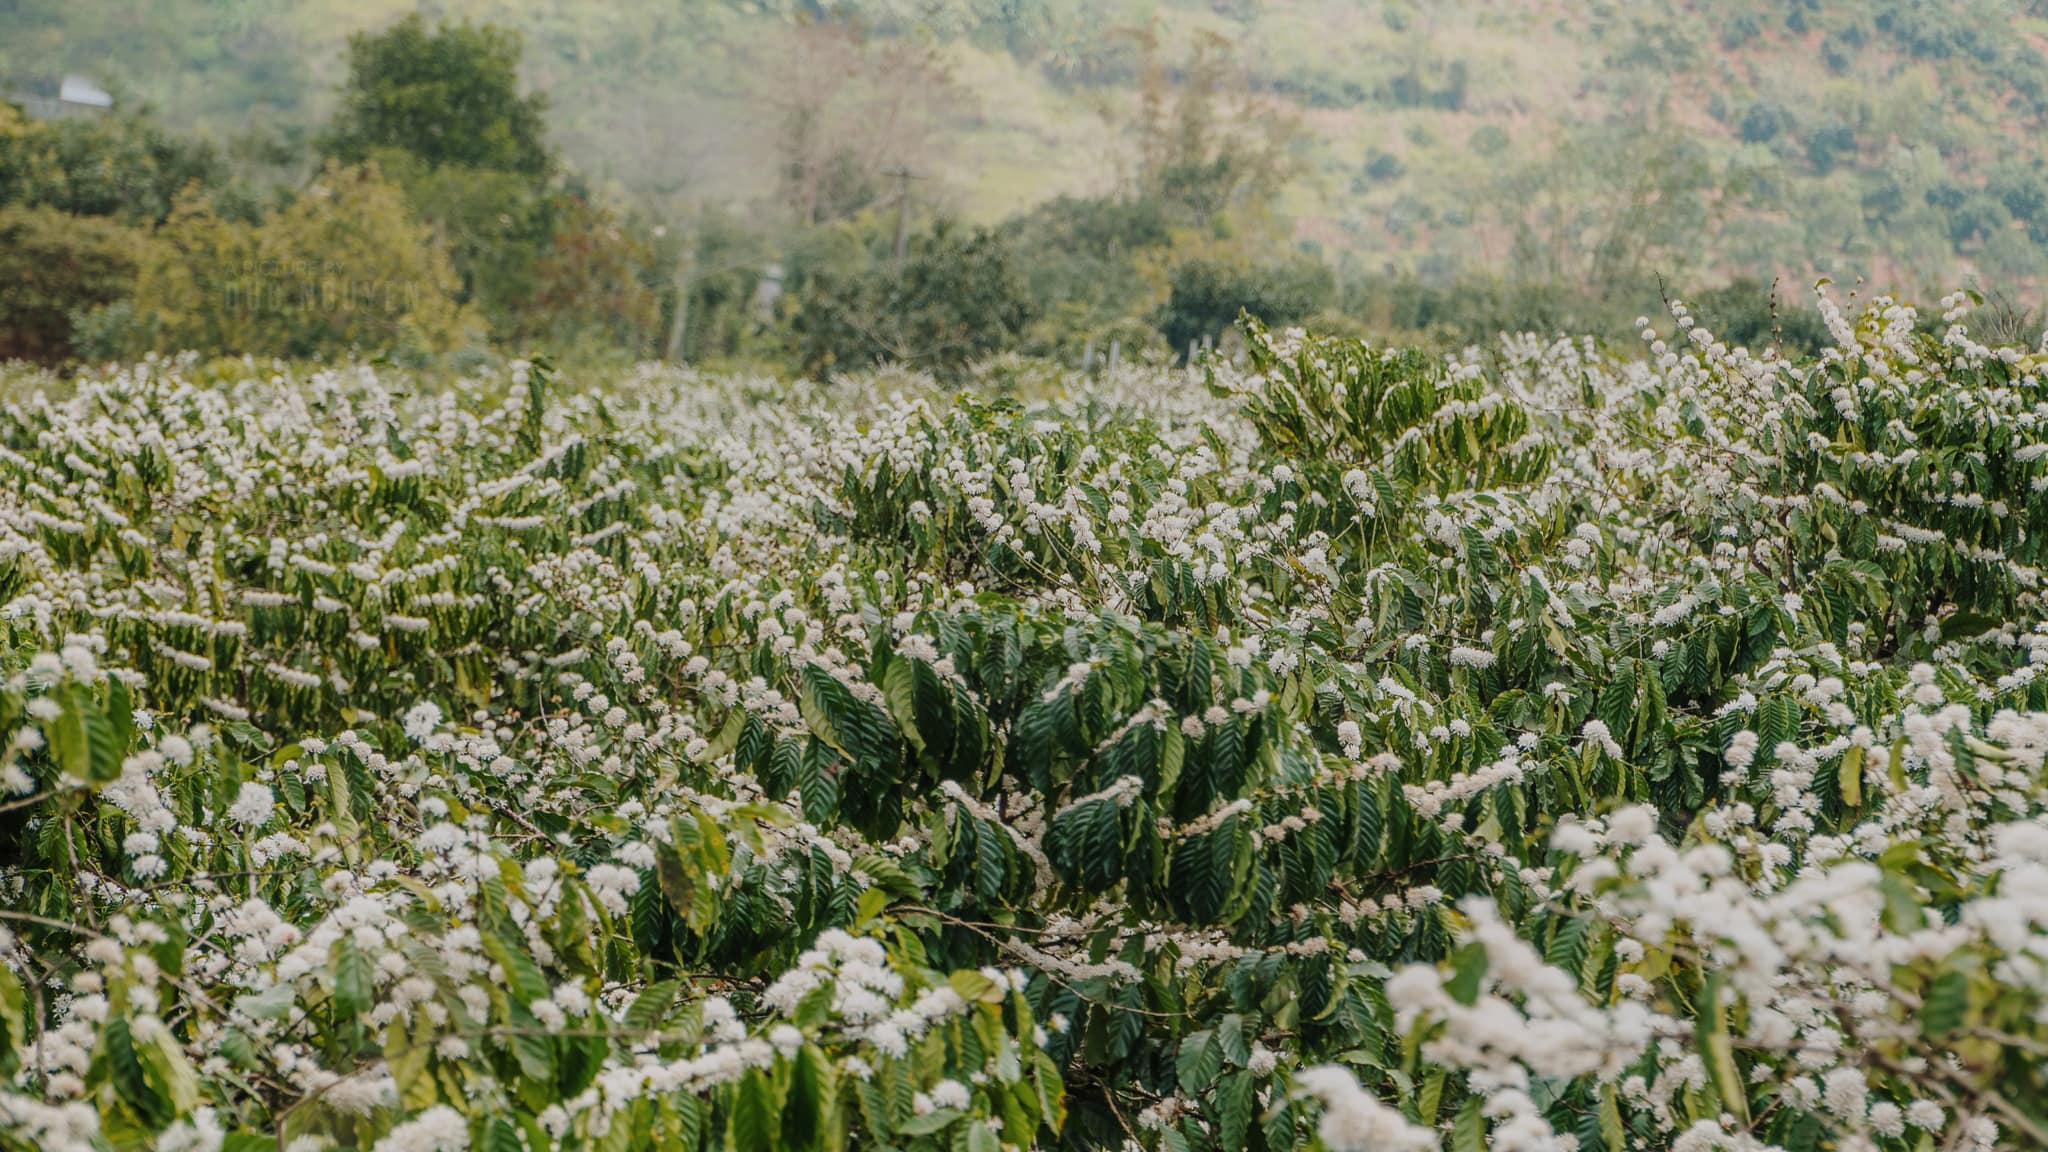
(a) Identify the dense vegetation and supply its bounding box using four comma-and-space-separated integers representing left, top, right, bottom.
1, 289, 2048, 1150
9, 2, 2048, 371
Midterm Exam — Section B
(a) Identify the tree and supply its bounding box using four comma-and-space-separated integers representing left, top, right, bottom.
0, 205, 143, 362
787, 220, 1034, 379
122, 190, 262, 357
319, 15, 564, 342
322, 15, 551, 178
1495, 123, 1718, 297
1129, 30, 1301, 224
999, 195, 1174, 357
0, 102, 223, 225
128, 163, 475, 361
1688, 277, 1830, 356
670, 206, 777, 366
521, 194, 663, 357
1155, 253, 1333, 357
380, 151, 556, 339
765, 21, 958, 228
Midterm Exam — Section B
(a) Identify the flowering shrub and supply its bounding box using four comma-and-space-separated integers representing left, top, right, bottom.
2, 287, 2048, 1152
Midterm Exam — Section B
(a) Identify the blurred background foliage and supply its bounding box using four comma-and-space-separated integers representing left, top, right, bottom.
4, 0, 2048, 374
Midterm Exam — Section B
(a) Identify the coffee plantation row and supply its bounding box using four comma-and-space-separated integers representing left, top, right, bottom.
1, 288, 2047, 1152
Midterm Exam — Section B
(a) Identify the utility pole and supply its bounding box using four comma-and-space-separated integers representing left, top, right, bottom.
887, 166, 914, 272
665, 218, 692, 363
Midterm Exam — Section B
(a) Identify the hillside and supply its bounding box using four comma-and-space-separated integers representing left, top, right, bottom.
6, 0, 2048, 298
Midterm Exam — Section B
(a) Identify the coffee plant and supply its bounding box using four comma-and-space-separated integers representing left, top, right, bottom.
1, 287, 2048, 1152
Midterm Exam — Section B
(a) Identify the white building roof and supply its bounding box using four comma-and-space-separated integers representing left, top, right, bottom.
58, 75, 113, 109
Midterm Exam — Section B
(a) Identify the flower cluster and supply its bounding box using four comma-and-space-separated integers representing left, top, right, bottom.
0, 289, 2046, 1152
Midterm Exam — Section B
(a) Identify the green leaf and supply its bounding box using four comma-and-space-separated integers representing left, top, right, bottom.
1169, 813, 1245, 923
236, 983, 296, 1022
782, 1045, 832, 1152
964, 1120, 1001, 1152
1839, 744, 1864, 808
1452, 1096, 1485, 1152
732, 1068, 778, 1152
1175, 1030, 1222, 1092
623, 980, 678, 1032
104, 1014, 167, 1125
321, 757, 364, 861
1010, 700, 1059, 790
46, 684, 91, 781
668, 1095, 705, 1152
1595, 661, 1638, 751
333, 939, 375, 1021
104, 677, 134, 758
1758, 694, 1798, 754
482, 927, 550, 1004
800, 664, 891, 763
949, 969, 1005, 1004
511, 1021, 555, 1087
882, 658, 925, 754
1921, 967, 1969, 1036
655, 838, 696, 919
388, 1014, 433, 1108
1701, 974, 1748, 1123
1417, 1069, 1444, 1125
1046, 795, 1124, 891
973, 818, 1009, 903
1215, 1013, 1251, 1066
484, 1116, 525, 1152
704, 708, 746, 763
1217, 1071, 1256, 1150
799, 741, 840, 826
133, 1015, 200, 1114
1445, 942, 1488, 1007
0, 965, 21, 1069
1940, 611, 2000, 641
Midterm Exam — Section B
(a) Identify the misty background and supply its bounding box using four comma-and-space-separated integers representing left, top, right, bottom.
5, 0, 2047, 371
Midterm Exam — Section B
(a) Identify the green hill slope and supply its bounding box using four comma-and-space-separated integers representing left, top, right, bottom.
7, 0, 2047, 298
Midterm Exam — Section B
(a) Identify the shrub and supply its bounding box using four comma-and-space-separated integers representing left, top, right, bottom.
1362, 149, 1405, 184
1805, 123, 1856, 175
4, 290, 2048, 1152
1468, 124, 1510, 157
1739, 101, 1787, 144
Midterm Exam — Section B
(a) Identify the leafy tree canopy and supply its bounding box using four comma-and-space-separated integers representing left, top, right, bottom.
788, 219, 1037, 380
321, 14, 553, 179
0, 102, 223, 224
